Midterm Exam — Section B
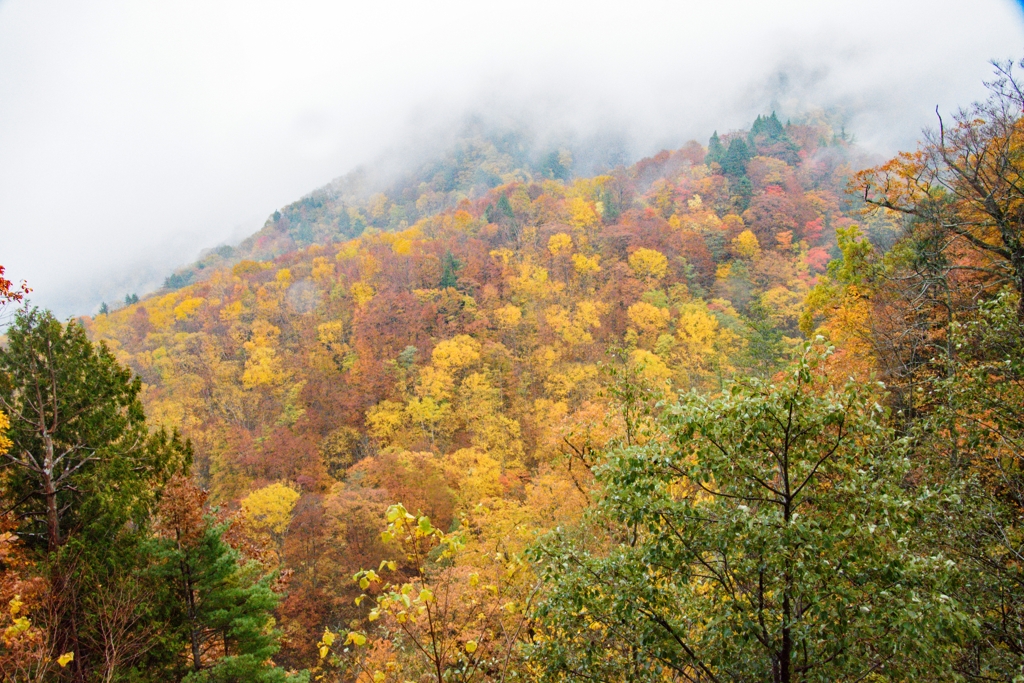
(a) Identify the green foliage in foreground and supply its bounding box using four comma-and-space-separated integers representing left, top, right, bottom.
532, 347, 969, 683
920, 291, 1024, 681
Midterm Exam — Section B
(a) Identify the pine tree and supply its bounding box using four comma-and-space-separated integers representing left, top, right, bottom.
720, 137, 751, 177
153, 475, 300, 683
439, 251, 462, 290
705, 131, 725, 166
750, 111, 785, 142
0, 309, 180, 553
0, 308, 188, 682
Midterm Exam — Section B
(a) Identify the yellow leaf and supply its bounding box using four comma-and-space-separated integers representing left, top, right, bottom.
240, 483, 300, 535
465, 640, 478, 653
57, 652, 74, 668
319, 645, 329, 659
368, 609, 380, 622
628, 248, 668, 280
373, 672, 386, 683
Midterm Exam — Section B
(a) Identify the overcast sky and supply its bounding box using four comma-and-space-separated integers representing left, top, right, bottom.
2, 0, 1023, 317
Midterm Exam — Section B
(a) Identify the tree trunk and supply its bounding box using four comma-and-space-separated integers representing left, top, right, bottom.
180, 550, 202, 672
42, 432, 61, 551
781, 590, 792, 683
1017, 272, 1024, 323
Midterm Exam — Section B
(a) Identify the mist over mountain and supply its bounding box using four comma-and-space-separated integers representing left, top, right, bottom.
5, 5, 1024, 679
1, 0, 1021, 317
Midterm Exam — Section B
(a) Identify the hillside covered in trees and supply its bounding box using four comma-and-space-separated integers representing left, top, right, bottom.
87, 111, 864, 659
3, 61, 1024, 683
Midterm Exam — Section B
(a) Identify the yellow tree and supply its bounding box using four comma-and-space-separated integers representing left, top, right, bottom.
628, 248, 668, 284
318, 504, 536, 683
241, 483, 301, 561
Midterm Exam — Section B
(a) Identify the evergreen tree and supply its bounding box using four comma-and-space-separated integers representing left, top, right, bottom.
0, 309, 180, 553
750, 111, 800, 163
439, 251, 462, 290
730, 174, 754, 212
0, 308, 188, 682
599, 187, 621, 223
705, 131, 725, 166
750, 111, 786, 142
720, 137, 751, 177
496, 194, 515, 220
539, 150, 572, 181
153, 475, 301, 683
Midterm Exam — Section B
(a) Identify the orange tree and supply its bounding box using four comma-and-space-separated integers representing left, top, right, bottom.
858, 59, 1024, 323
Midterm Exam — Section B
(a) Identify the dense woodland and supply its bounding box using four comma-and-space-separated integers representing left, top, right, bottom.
2, 61, 1024, 682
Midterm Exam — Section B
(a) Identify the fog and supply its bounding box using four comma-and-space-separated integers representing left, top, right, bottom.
1, 0, 1022, 317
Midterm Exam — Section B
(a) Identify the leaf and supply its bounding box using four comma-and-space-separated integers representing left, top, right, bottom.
57, 652, 74, 668
465, 640, 478, 653
345, 631, 367, 646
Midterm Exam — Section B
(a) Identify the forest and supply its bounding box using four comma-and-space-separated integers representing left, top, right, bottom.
1, 61, 1023, 682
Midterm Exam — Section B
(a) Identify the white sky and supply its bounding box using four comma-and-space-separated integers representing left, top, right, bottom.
1, 0, 1022, 317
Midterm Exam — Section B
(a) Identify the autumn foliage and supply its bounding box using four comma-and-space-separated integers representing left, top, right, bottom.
73, 115, 859, 674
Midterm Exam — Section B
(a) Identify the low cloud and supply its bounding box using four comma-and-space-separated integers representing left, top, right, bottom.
1, 0, 1021, 316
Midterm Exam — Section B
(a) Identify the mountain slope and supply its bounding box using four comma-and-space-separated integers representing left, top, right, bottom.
85, 114, 877, 665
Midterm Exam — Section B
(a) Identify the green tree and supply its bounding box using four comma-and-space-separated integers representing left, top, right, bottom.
153, 475, 302, 683
532, 346, 965, 683
921, 290, 1024, 679
439, 251, 462, 290
720, 137, 751, 178
741, 299, 785, 376
0, 310, 177, 551
705, 131, 725, 166
0, 309, 187, 682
